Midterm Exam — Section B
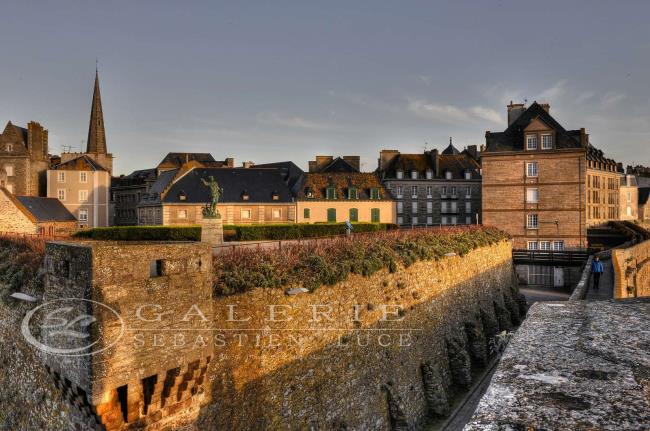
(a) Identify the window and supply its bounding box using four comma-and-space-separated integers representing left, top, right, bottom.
6, 143, 12, 152
465, 202, 471, 212
178, 209, 187, 219
451, 216, 457, 225
397, 201, 403, 213
441, 216, 448, 225
272, 192, 279, 201
396, 170, 404, 179
4, 165, 13, 177
57, 172, 65, 182
464, 171, 471, 180
397, 216, 403, 224
627, 206, 632, 216
465, 186, 471, 197
527, 241, 539, 250
427, 201, 433, 213
79, 172, 88, 183
445, 171, 452, 180
426, 186, 433, 197
326, 187, 336, 200
627, 191, 632, 203
541, 134, 553, 149
427, 216, 433, 225
349, 208, 358, 222
527, 213, 539, 229
441, 186, 447, 197
526, 188, 539, 203
370, 188, 380, 200
539, 241, 551, 251
371, 208, 380, 223
451, 201, 457, 212
348, 187, 358, 200
303, 208, 310, 219
411, 186, 418, 197
465, 216, 471, 224
79, 190, 88, 202
57, 189, 66, 201
526, 134, 538, 150
552, 241, 565, 251
426, 169, 433, 180
451, 186, 457, 197
526, 162, 538, 177
441, 201, 448, 213
411, 170, 418, 180
396, 185, 403, 198
150, 260, 163, 277
411, 202, 418, 213
272, 209, 282, 219
78, 209, 88, 222
241, 209, 252, 219
327, 208, 336, 222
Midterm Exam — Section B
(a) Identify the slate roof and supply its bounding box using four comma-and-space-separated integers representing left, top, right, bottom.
157, 153, 218, 169
318, 157, 359, 173
253, 161, 305, 189
639, 187, 650, 205
379, 150, 481, 180
15, 196, 76, 222
485, 102, 583, 152
296, 172, 391, 200
586, 144, 618, 166
162, 168, 293, 204
54, 155, 107, 171
441, 142, 461, 155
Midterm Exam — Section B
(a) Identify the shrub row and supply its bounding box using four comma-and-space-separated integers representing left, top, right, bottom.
213, 226, 510, 295
72, 226, 202, 241
223, 222, 397, 241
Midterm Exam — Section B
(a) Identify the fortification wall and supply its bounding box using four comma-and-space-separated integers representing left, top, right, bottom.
195, 240, 522, 430
613, 239, 650, 298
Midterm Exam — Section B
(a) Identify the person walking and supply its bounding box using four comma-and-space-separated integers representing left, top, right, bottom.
591, 256, 604, 290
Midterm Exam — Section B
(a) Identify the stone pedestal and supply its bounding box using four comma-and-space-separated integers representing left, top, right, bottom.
201, 217, 224, 246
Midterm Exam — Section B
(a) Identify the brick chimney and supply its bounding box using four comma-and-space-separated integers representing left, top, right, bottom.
466, 145, 479, 161
507, 101, 526, 126
342, 156, 360, 172
309, 156, 334, 172
579, 128, 589, 148
225, 157, 235, 168
429, 149, 440, 176
378, 150, 400, 171
540, 103, 550, 113
242, 161, 255, 169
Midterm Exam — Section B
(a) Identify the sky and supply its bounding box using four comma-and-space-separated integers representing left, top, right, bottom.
1, 0, 650, 176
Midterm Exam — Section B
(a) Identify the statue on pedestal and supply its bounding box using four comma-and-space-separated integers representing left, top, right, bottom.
201, 176, 223, 219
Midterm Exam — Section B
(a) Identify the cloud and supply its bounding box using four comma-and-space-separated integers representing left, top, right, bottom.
601, 92, 627, 107
256, 112, 334, 130
418, 75, 432, 86
408, 100, 503, 125
537, 80, 568, 102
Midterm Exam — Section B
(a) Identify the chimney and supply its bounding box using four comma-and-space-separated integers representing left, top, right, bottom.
225, 157, 235, 168
430, 149, 440, 176
466, 145, 479, 161
617, 162, 624, 173
242, 161, 255, 169
342, 156, 360, 172
310, 156, 334, 172
540, 103, 550, 113
507, 101, 526, 126
579, 128, 589, 148
379, 150, 400, 171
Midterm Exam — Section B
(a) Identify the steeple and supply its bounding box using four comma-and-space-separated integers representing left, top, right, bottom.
86, 69, 107, 154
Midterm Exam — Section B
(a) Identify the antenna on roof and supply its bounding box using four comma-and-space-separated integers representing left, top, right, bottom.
450, 137, 453, 146
524, 98, 528, 106
62, 145, 72, 153
423, 142, 429, 152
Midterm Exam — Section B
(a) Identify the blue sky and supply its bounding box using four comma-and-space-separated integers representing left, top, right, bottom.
2, 1, 649, 175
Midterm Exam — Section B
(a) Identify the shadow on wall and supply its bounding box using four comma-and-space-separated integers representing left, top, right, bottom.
194, 260, 525, 430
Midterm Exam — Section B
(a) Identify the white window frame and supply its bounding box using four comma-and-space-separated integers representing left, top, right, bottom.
79, 172, 88, 183
552, 241, 565, 251
412, 216, 418, 225
411, 185, 418, 198
57, 189, 66, 201
411, 170, 418, 180
445, 171, 452, 180
541, 134, 553, 149
411, 201, 418, 213
539, 241, 551, 251
397, 202, 403, 214
4, 165, 14, 177
451, 186, 457, 198
526, 162, 538, 178
451, 216, 457, 225
427, 216, 433, 225
465, 186, 471, 198
441, 186, 447, 197
272, 208, 282, 219
526, 188, 539, 203
397, 216, 403, 225
396, 185, 403, 198
57, 172, 66, 183
441, 216, 448, 225
78, 208, 88, 222
464, 171, 471, 180
426, 169, 433, 180
79, 190, 88, 202
427, 201, 433, 213
396, 170, 403, 179
465, 202, 471, 213
527, 241, 539, 250
526, 134, 538, 150
241, 209, 252, 219
178, 209, 187, 219
527, 213, 539, 229
441, 201, 448, 213
426, 186, 433, 198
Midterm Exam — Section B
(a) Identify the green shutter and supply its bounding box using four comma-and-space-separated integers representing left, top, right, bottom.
327, 208, 337, 222
303, 208, 310, 219
348, 187, 358, 200
371, 208, 380, 222
349, 208, 358, 222
370, 188, 379, 199
326, 187, 336, 199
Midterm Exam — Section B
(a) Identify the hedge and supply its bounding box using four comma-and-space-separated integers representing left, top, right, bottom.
72, 226, 202, 241
222, 223, 397, 241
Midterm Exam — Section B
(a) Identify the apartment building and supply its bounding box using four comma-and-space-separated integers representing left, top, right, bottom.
482, 102, 588, 250
586, 145, 620, 226
377, 142, 481, 226
619, 173, 639, 221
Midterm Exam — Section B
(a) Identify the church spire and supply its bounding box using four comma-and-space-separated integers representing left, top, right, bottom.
86, 69, 107, 154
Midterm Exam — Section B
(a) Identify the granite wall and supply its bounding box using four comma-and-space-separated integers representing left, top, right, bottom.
612, 239, 650, 298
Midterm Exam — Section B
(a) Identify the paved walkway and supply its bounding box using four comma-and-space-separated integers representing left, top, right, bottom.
585, 258, 614, 301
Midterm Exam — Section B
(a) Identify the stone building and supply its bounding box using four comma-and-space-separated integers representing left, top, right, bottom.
111, 168, 156, 226
627, 165, 650, 187
585, 145, 620, 226
59, 70, 114, 174
0, 120, 50, 196
138, 164, 296, 225
483, 102, 588, 250
377, 141, 481, 226
47, 155, 112, 228
0, 186, 76, 235
155, 152, 233, 175
639, 188, 650, 221
295, 155, 395, 223
619, 173, 639, 221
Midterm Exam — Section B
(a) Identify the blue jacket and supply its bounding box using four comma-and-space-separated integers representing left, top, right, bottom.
591, 260, 604, 273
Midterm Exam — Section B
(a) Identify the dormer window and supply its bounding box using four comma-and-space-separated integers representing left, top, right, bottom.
271, 191, 279, 201
242, 190, 250, 201
426, 169, 433, 180
526, 134, 538, 150
305, 187, 314, 198
179, 191, 187, 201
396, 169, 404, 179
445, 171, 452, 180
370, 187, 380, 200
411, 170, 418, 180
464, 171, 471, 180
326, 187, 336, 200
348, 187, 358, 200
541, 134, 553, 150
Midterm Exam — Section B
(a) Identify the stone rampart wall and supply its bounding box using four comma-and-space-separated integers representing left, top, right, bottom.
613, 239, 650, 298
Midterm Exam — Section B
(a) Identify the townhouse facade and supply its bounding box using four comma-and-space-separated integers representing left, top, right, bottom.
0, 121, 50, 196
482, 102, 588, 250
619, 173, 639, 221
377, 142, 481, 226
585, 145, 620, 226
